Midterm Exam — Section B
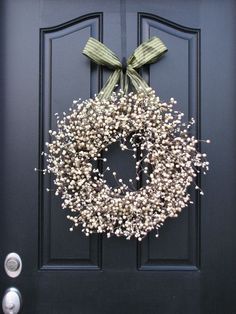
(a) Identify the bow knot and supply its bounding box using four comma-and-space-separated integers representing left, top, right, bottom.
83, 36, 167, 99
121, 57, 127, 74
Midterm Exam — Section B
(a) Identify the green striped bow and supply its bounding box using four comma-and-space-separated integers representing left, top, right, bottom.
83, 36, 168, 99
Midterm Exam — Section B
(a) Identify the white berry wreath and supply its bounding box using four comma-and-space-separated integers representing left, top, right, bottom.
42, 37, 209, 240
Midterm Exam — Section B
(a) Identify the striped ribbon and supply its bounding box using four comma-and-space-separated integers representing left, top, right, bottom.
83, 36, 168, 99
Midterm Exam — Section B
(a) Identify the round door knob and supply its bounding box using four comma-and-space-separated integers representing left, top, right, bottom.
2, 288, 22, 314
5, 259, 20, 272
4, 253, 22, 278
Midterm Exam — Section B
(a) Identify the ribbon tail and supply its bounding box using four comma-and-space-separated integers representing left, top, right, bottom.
98, 69, 121, 100
126, 68, 150, 92
120, 71, 129, 94
124, 74, 129, 95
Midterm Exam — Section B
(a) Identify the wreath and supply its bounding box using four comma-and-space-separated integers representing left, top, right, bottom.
42, 37, 209, 240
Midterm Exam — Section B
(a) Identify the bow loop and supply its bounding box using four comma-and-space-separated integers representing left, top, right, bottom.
127, 37, 168, 69
83, 36, 167, 99
83, 37, 122, 69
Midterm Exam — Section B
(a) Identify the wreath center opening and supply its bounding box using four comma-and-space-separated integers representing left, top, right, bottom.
91, 132, 153, 195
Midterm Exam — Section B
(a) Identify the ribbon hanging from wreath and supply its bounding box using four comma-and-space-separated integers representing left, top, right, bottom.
83, 36, 168, 98
42, 36, 209, 241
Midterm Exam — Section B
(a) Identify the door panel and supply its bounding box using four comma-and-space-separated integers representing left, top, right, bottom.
39, 13, 102, 270
137, 13, 200, 271
1, 1, 236, 313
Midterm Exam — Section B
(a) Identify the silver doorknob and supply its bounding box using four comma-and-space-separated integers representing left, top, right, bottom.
4, 253, 22, 278
2, 288, 22, 314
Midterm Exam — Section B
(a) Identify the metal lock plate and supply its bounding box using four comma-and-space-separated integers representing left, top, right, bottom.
4, 253, 22, 278
2, 287, 22, 314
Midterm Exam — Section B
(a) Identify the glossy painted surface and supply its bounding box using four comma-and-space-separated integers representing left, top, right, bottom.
0, 1, 236, 313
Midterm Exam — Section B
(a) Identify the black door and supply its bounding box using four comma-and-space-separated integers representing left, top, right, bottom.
1, 1, 236, 313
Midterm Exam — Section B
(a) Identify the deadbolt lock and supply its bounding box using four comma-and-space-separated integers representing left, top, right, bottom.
4, 253, 22, 278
